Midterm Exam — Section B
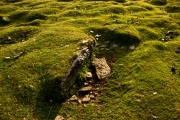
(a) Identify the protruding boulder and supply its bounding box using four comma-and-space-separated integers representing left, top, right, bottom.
92, 57, 111, 80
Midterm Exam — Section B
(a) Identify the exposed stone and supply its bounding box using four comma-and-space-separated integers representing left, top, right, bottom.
92, 57, 111, 80
105, 41, 110, 44
79, 86, 92, 92
94, 92, 98, 96
165, 30, 179, 39
0, 16, 9, 24
119, 64, 123, 66
60, 39, 95, 95
86, 72, 92, 79
78, 99, 82, 104
90, 31, 94, 34
89, 94, 95, 99
95, 34, 101, 38
129, 45, 135, 50
84, 82, 89, 86
82, 95, 90, 103
112, 44, 118, 48
55, 115, 64, 120
5, 57, 10, 59
99, 45, 106, 48
69, 95, 78, 101
121, 46, 126, 49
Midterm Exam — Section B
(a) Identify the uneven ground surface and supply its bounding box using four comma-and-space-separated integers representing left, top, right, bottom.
0, 0, 180, 119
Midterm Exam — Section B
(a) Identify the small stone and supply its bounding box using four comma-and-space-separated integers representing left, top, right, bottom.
84, 82, 89, 86
95, 34, 101, 38
22, 117, 27, 120
64, 45, 69, 47
89, 95, 95, 99
82, 96, 90, 103
100, 48, 105, 51
8, 36, 11, 40
121, 46, 125, 49
99, 45, 106, 48
69, 95, 78, 101
55, 115, 64, 120
94, 93, 98, 96
86, 72, 92, 79
79, 86, 92, 92
78, 99, 82, 104
90, 31, 94, 34
92, 57, 111, 80
105, 41, 110, 44
112, 44, 118, 48
129, 45, 135, 50
5, 57, 10, 59
153, 92, 157, 95
82, 40, 88, 44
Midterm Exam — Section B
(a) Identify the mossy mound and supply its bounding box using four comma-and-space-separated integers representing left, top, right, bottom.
0, 0, 180, 119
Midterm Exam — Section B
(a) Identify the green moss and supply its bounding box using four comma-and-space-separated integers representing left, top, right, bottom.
0, 0, 180, 119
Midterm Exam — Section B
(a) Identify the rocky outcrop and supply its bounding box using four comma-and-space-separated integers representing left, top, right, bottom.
92, 57, 111, 80
60, 39, 95, 95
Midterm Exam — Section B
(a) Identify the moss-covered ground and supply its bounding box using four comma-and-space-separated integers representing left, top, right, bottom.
0, 0, 180, 119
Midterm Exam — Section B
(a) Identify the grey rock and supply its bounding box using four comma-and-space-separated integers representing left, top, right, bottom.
60, 39, 95, 95
92, 57, 111, 80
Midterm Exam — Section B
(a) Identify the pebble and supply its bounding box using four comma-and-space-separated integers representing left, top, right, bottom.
90, 31, 94, 34
82, 96, 90, 103
84, 82, 89, 86
89, 95, 95, 99
86, 72, 92, 79
78, 99, 82, 104
5, 57, 10, 59
55, 115, 64, 120
69, 95, 78, 101
129, 45, 135, 50
112, 44, 118, 48
95, 34, 101, 38
79, 86, 92, 92
121, 46, 125, 49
